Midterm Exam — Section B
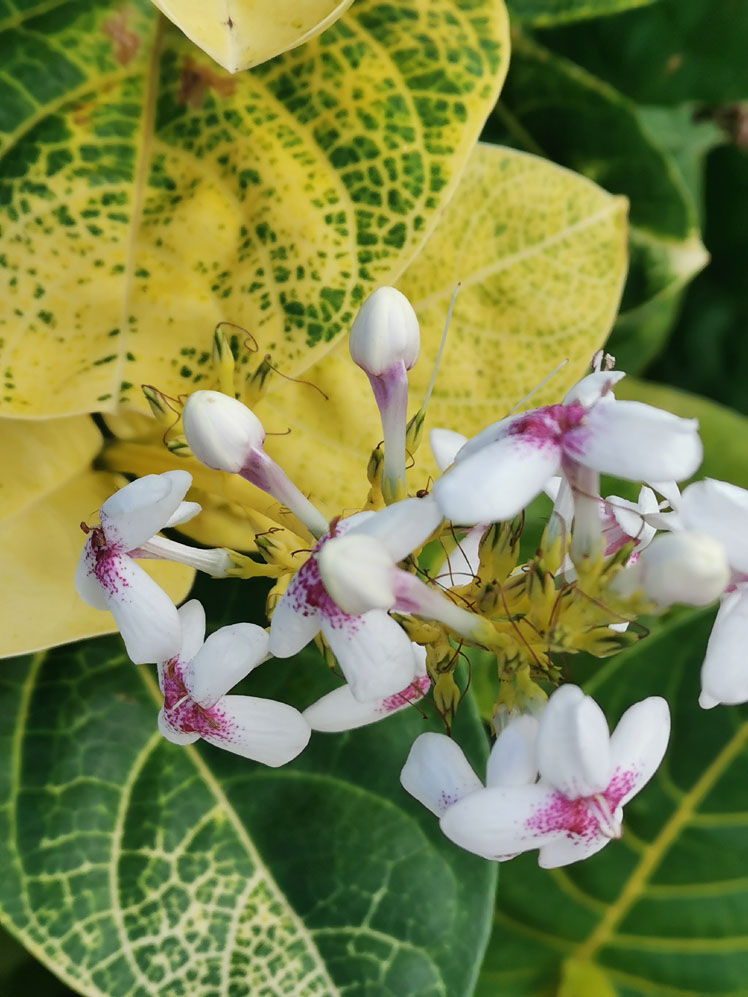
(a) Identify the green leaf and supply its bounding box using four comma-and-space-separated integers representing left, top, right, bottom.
149, 0, 354, 73
616, 378, 748, 489
0, 0, 508, 417
506, 0, 656, 28
0, 578, 496, 996
485, 35, 708, 373
539, 0, 748, 104
648, 145, 748, 415
478, 608, 748, 996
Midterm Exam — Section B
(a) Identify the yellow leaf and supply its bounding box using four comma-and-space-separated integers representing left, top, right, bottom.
0, 416, 193, 656
150, 0, 354, 73
258, 144, 629, 512
0, 0, 509, 418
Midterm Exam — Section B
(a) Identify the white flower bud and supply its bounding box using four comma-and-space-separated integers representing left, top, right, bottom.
182, 391, 264, 473
615, 531, 730, 608
317, 534, 396, 615
349, 286, 420, 376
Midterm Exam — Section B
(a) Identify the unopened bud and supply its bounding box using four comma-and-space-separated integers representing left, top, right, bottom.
318, 534, 396, 615
349, 286, 420, 376
433, 672, 461, 729
613, 531, 730, 608
182, 390, 265, 473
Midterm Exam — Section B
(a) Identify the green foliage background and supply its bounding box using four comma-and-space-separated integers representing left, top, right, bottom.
3, 0, 748, 993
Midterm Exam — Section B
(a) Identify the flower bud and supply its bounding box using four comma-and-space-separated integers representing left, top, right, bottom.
614, 531, 730, 608
182, 391, 264, 473
349, 286, 420, 375
318, 534, 396, 615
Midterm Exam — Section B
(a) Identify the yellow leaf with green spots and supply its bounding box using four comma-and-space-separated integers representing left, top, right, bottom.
150, 0, 354, 73
0, 0, 508, 418
0, 417, 193, 658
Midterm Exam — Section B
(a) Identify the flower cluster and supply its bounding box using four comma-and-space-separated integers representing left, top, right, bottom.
75, 286, 743, 867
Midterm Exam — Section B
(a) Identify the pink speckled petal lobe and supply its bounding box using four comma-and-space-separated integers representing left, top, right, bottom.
565, 401, 702, 482
158, 708, 200, 745
486, 715, 539, 788
99, 471, 193, 551
304, 671, 430, 733
537, 829, 610, 868
608, 696, 670, 807
440, 784, 560, 860
321, 609, 417, 702
74, 540, 110, 610
105, 556, 182, 665
433, 434, 562, 526
267, 569, 322, 658
184, 623, 269, 707
537, 685, 612, 799
400, 733, 483, 817
200, 696, 310, 766
700, 585, 748, 708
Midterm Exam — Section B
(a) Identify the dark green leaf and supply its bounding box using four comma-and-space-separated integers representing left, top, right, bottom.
483, 35, 708, 373
539, 0, 748, 104
507, 0, 656, 28
0, 578, 495, 996
479, 609, 748, 995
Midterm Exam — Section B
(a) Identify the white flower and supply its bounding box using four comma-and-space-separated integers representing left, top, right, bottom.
75, 471, 201, 664
182, 390, 328, 537
304, 646, 431, 732
403, 686, 670, 868
675, 479, 748, 709
432, 371, 703, 526
317, 514, 495, 646
350, 287, 420, 503
158, 601, 310, 766
268, 496, 442, 701
612, 531, 731, 608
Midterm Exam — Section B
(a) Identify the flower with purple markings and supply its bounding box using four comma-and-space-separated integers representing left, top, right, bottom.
75, 470, 208, 664
403, 685, 669, 868
268, 496, 443, 701
432, 371, 702, 527
158, 600, 310, 766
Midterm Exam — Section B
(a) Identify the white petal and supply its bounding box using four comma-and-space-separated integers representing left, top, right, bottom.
164, 501, 202, 528
537, 685, 612, 798
158, 707, 199, 745
681, 479, 748, 575
304, 670, 430, 733
562, 370, 625, 406
700, 586, 748, 707
74, 540, 109, 610
433, 434, 561, 525
100, 471, 192, 551
537, 831, 610, 868
400, 732, 483, 816
184, 623, 269, 707
430, 428, 468, 471
434, 525, 484, 587
267, 569, 322, 657
105, 556, 183, 664
486, 715, 539, 788
321, 610, 417, 701
650, 480, 681, 511
607, 487, 658, 550
440, 784, 561, 859
177, 600, 207, 663
201, 696, 310, 766
609, 697, 670, 807
565, 401, 702, 482
350, 493, 443, 561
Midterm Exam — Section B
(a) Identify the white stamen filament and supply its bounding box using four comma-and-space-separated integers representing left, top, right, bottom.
587, 793, 621, 839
